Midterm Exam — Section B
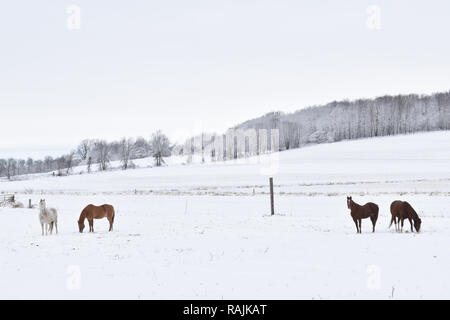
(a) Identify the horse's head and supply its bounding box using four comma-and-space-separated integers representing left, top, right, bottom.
78, 220, 85, 233
347, 196, 352, 209
39, 199, 46, 210
414, 218, 422, 233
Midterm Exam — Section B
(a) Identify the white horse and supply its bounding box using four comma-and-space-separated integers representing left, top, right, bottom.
39, 199, 58, 235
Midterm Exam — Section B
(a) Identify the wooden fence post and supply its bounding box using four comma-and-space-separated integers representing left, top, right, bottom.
270, 177, 275, 216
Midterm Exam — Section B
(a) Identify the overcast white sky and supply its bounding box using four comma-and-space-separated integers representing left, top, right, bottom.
1, 0, 450, 158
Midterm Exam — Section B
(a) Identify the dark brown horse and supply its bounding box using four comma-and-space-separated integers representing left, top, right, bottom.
390, 201, 422, 233
347, 196, 379, 233
78, 204, 115, 233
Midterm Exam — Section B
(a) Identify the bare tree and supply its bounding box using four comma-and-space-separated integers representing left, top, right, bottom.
120, 137, 135, 170
66, 151, 75, 174
56, 156, 66, 176
150, 130, 171, 166
87, 156, 92, 173
133, 137, 151, 159
108, 141, 121, 161
77, 140, 91, 161
7, 158, 16, 180
201, 132, 206, 163
34, 160, 44, 173
44, 156, 54, 172
18, 159, 26, 176
26, 158, 34, 174
0, 159, 6, 177
93, 140, 111, 171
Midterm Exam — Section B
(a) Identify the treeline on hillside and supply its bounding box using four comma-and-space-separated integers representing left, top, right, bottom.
234, 91, 450, 150
0, 131, 172, 180
2, 91, 450, 178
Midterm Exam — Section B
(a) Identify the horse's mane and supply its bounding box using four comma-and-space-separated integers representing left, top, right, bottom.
350, 199, 362, 208
79, 205, 92, 221
351, 200, 375, 210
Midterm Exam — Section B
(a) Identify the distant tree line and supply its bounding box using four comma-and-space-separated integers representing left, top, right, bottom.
175, 91, 450, 162
2, 91, 449, 178
234, 91, 450, 151
0, 131, 172, 180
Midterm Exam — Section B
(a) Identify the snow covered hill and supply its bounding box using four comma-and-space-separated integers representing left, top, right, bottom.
1, 131, 449, 196
0, 131, 449, 299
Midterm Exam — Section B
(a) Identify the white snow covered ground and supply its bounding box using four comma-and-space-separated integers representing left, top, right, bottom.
0, 131, 449, 299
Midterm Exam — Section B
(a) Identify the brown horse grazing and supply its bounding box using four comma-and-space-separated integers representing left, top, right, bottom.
78, 204, 115, 233
347, 196, 379, 233
390, 201, 422, 233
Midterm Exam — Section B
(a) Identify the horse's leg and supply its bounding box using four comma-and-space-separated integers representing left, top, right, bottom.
49, 222, 53, 235
400, 219, 404, 233
353, 219, 359, 233
89, 219, 94, 232
41, 223, 44, 236
408, 218, 413, 232
55, 221, 58, 234
358, 219, 362, 233
108, 217, 113, 232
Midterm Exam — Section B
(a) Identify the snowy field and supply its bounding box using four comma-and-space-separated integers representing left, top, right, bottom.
1, 131, 450, 299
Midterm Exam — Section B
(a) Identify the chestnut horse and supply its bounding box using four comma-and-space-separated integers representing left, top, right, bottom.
389, 201, 422, 233
347, 196, 379, 233
78, 204, 115, 233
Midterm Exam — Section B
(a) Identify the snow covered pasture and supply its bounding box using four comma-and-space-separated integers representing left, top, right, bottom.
0, 131, 449, 299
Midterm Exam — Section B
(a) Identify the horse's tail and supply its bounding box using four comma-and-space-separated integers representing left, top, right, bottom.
370, 203, 379, 221
110, 206, 115, 224
389, 201, 399, 229
112, 208, 116, 232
